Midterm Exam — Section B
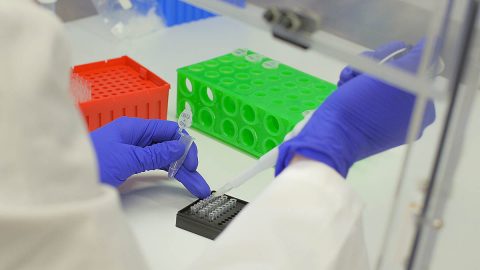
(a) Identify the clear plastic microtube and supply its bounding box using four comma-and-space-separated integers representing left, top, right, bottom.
246, 53, 264, 63
262, 60, 280, 69
168, 106, 194, 178
233, 48, 248, 56
70, 73, 92, 103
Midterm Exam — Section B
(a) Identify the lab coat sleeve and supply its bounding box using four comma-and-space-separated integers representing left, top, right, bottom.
0, 187, 148, 270
192, 160, 370, 270
0, 2, 148, 270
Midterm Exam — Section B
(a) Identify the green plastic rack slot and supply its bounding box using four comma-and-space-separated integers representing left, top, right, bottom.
177, 48, 337, 158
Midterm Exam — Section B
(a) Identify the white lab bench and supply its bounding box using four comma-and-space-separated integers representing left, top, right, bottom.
65, 15, 479, 270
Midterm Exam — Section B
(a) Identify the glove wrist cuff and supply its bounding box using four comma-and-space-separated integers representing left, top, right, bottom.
276, 140, 355, 178
293, 148, 349, 178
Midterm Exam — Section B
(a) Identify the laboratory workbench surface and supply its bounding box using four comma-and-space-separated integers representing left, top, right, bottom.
65, 15, 479, 270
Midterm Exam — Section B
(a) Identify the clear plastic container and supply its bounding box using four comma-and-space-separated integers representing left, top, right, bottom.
91, 0, 162, 39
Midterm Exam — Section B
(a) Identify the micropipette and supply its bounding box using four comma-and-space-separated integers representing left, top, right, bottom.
214, 110, 315, 197
214, 147, 279, 196
168, 106, 194, 178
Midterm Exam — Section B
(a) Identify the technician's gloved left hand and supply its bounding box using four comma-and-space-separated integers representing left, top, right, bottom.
275, 40, 435, 178
90, 117, 211, 198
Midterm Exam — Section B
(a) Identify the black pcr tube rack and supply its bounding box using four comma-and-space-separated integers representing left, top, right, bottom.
176, 194, 248, 240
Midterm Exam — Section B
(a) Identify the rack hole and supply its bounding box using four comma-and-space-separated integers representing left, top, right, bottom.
189, 65, 204, 72
222, 119, 237, 138
234, 62, 249, 69
298, 77, 311, 83
300, 88, 313, 95
220, 78, 235, 85
250, 69, 263, 76
284, 82, 296, 88
235, 73, 250, 80
264, 139, 277, 152
199, 109, 214, 128
252, 79, 264, 86
199, 87, 214, 106
237, 84, 252, 93
185, 78, 193, 92
265, 115, 280, 134
219, 57, 234, 63
241, 104, 256, 124
219, 66, 234, 74
304, 101, 317, 108
281, 70, 293, 76
313, 84, 327, 91
207, 88, 214, 101
204, 61, 219, 68
205, 71, 219, 78
222, 96, 237, 115
240, 128, 256, 147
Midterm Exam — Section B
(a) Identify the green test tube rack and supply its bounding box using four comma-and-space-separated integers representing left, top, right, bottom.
176, 49, 337, 158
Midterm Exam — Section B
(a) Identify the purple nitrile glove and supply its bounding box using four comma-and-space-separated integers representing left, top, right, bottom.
90, 117, 211, 198
276, 39, 435, 177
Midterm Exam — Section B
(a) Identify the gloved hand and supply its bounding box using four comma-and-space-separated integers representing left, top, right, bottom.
90, 117, 211, 198
276, 40, 435, 177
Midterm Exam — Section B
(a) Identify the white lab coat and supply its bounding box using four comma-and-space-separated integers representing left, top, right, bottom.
0, 2, 369, 270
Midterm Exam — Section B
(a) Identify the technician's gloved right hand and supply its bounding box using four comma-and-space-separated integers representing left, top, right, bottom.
276, 40, 436, 177
90, 117, 211, 198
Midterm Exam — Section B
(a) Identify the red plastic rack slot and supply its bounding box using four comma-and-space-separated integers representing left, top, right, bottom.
72, 56, 170, 131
